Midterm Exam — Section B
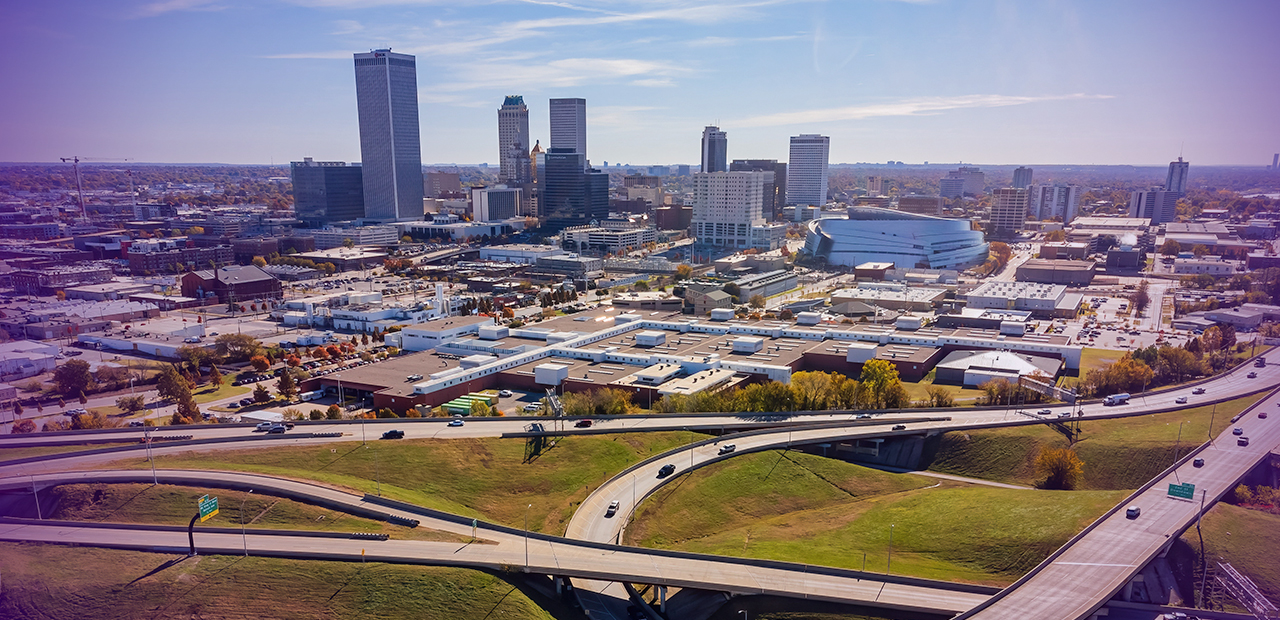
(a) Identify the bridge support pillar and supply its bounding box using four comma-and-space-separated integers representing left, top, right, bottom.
658, 585, 666, 613
554, 577, 562, 595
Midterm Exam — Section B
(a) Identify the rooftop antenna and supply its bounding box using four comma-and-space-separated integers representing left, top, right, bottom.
1179, 142, 1184, 159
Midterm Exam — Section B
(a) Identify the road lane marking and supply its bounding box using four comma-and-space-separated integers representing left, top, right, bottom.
1055, 562, 1137, 567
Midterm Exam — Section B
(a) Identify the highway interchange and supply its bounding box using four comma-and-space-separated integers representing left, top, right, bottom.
1, 354, 1277, 620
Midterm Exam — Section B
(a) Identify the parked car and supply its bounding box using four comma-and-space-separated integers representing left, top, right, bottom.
381, 429, 405, 440
447, 419, 464, 427
718, 444, 736, 455
498, 390, 513, 397
606, 500, 620, 517
523, 403, 543, 412
1125, 506, 1141, 519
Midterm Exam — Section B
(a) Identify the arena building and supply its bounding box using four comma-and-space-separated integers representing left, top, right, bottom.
803, 206, 988, 269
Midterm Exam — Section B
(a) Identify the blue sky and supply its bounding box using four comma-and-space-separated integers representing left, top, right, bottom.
2, 0, 1278, 166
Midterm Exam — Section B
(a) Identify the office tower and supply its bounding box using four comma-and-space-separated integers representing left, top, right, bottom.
425, 172, 462, 198
497, 96, 531, 183
1273, 154, 1278, 170
1128, 189, 1178, 224
989, 188, 1028, 237
471, 186, 522, 222
354, 49, 424, 222
939, 177, 966, 199
1028, 184, 1082, 223
730, 159, 787, 221
549, 98, 587, 166
701, 126, 728, 173
786, 134, 829, 207
291, 158, 364, 228
677, 165, 691, 176
692, 171, 766, 248
866, 175, 883, 195
539, 148, 607, 231
896, 195, 944, 216
1012, 166, 1033, 190
942, 166, 985, 197
1165, 157, 1189, 194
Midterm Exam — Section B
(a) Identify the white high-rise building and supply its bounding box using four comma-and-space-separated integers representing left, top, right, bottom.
1028, 184, 1082, 223
1166, 157, 1189, 194
989, 187, 1028, 237
692, 171, 767, 248
497, 96, 530, 183
549, 98, 587, 167
701, 126, 727, 173
866, 175, 883, 195
786, 134, 829, 207
353, 49, 424, 222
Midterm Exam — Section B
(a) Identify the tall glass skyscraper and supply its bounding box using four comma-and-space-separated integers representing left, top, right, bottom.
1166, 156, 1189, 194
701, 126, 727, 173
786, 134, 829, 207
549, 98, 587, 167
539, 148, 607, 231
291, 158, 364, 228
354, 49, 423, 222
498, 95, 530, 183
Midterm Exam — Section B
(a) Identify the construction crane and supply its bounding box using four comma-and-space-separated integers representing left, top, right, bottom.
59, 156, 131, 218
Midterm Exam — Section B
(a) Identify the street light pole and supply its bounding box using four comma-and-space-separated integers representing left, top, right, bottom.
241, 489, 253, 556
524, 503, 532, 571
1173, 420, 1187, 467
887, 524, 894, 574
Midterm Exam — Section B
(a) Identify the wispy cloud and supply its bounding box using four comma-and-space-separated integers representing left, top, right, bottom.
737, 94, 1115, 127
435, 57, 688, 92
591, 105, 663, 126
686, 34, 803, 47
631, 78, 675, 87
134, 0, 227, 18
329, 20, 365, 35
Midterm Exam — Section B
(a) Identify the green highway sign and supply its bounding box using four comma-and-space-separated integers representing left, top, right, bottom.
1168, 482, 1195, 500
198, 494, 219, 522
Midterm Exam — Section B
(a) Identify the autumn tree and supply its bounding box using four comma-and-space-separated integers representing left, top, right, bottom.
1044, 230, 1066, 243
215, 333, 263, 362
326, 404, 342, 419
53, 359, 94, 396
157, 365, 192, 402
253, 383, 271, 403
249, 355, 271, 372
10, 419, 36, 434
858, 359, 908, 410
116, 395, 146, 414
1035, 448, 1084, 490
209, 364, 223, 387
276, 370, 299, 401
921, 385, 955, 408
1159, 239, 1181, 256
252, 256, 268, 268
1129, 280, 1151, 314
674, 264, 693, 281
748, 294, 766, 309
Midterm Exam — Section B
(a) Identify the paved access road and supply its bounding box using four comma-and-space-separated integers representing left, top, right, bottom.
0, 468, 991, 617
957, 387, 1280, 620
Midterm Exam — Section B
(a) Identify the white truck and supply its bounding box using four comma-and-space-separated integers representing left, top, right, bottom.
1104, 393, 1131, 406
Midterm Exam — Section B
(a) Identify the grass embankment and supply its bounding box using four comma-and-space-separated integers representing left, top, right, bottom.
626, 449, 1124, 585
926, 393, 1263, 489
1175, 503, 1280, 609
105, 431, 696, 535
901, 380, 986, 405
39, 483, 465, 542
0, 543, 553, 620
193, 383, 251, 404
0, 442, 141, 463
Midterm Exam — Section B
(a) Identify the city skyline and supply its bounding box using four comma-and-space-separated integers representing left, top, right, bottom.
1, 1, 1278, 166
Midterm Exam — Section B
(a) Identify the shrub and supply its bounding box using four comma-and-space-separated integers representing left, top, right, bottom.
1035, 448, 1084, 490
309, 409, 325, 421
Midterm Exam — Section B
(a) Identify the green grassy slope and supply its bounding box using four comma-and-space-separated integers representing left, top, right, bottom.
925, 393, 1264, 488
104, 431, 697, 535
0, 543, 554, 620
626, 449, 1125, 585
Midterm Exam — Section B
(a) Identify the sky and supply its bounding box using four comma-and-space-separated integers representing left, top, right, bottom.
1, 0, 1278, 167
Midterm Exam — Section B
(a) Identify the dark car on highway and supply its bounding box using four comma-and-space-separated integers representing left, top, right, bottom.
381, 429, 405, 440
657, 464, 676, 478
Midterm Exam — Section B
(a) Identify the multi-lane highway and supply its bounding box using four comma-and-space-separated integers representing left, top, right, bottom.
1, 353, 1277, 620
958, 385, 1280, 620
